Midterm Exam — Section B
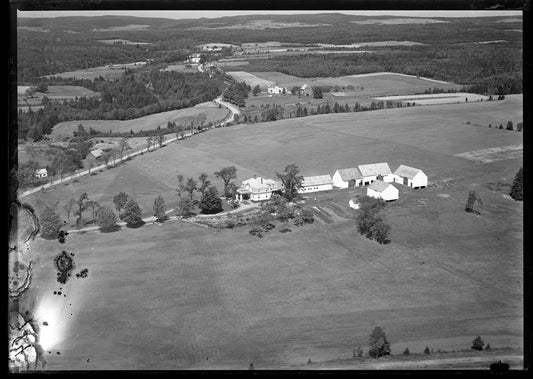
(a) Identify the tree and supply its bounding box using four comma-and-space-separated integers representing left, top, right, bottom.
39, 206, 63, 239
509, 167, 523, 201
506, 121, 514, 131
403, 348, 410, 356
499, 124, 504, 129
356, 196, 390, 244
86, 200, 100, 220
74, 193, 89, 227
252, 84, 261, 96
465, 190, 483, 213
113, 192, 128, 218
471, 336, 484, 351
177, 197, 194, 217
118, 137, 129, 160
516, 122, 523, 132
199, 186, 223, 214
486, 343, 491, 350
157, 133, 164, 147
276, 164, 303, 202
63, 198, 76, 221
96, 206, 118, 232
176, 174, 186, 198
198, 173, 211, 196
312, 86, 323, 99
122, 199, 143, 226
146, 136, 153, 151
153, 195, 166, 222
36, 82, 48, 93
214, 166, 237, 198
424, 346, 431, 355
184, 177, 198, 202
368, 326, 391, 358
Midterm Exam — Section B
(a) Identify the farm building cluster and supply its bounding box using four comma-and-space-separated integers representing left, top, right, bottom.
234, 163, 428, 203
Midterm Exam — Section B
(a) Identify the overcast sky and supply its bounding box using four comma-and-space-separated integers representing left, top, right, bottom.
17, 10, 522, 19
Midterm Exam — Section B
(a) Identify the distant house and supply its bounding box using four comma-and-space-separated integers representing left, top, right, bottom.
86, 148, 104, 164
188, 53, 202, 64
393, 165, 428, 189
358, 163, 394, 185
366, 180, 399, 202
267, 84, 287, 95
297, 175, 333, 193
236, 176, 283, 202
34, 168, 47, 179
300, 84, 312, 96
332, 168, 364, 188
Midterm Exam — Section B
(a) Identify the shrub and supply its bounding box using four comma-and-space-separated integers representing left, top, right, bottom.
403, 347, 410, 356
471, 336, 484, 351
153, 195, 166, 222
39, 206, 63, 240
485, 343, 491, 350
199, 186, 223, 214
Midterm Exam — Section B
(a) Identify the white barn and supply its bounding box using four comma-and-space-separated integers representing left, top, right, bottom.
393, 165, 428, 189
34, 168, 48, 179
236, 176, 283, 202
267, 85, 287, 95
332, 168, 364, 188
298, 175, 333, 193
366, 180, 399, 201
358, 162, 394, 185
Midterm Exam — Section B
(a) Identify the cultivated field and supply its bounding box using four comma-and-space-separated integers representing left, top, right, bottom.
22, 96, 523, 369
225, 71, 275, 88
372, 93, 490, 105
50, 102, 229, 137
18, 85, 100, 107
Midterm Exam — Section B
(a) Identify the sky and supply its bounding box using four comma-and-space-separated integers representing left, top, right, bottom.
17, 10, 522, 19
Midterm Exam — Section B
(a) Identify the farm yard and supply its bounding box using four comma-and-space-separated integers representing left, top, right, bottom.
50, 102, 229, 137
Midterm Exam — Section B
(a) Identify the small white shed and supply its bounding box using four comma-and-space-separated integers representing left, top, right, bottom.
393, 165, 428, 189
366, 180, 399, 201
349, 199, 360, 209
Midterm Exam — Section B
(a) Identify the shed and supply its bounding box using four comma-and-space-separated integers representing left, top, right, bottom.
332, 168, 364, 188
358, 162, 394, 185
86, 148, 104, 164
366, 180, 399, 201
298, 175, 333, 193
393, 165, 428, 189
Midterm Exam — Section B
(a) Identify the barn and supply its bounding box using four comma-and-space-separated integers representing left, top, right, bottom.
300, 84, 313, 96
393, 165, 428, 189
366, 180, 399, 201
349, 198, 360, 209
332, 168, 364, 188
298, 175, 333, 193
358, 162, 394, 185
86, 148, 104, 165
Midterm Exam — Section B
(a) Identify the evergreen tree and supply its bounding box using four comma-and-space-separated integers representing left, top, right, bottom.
403, 347, 410, 356
424, 346, 431, 355
39, 206, 63, 240
509, 167, 523, 201
199, 186, 223, 214
153, 195, 166, 222
368, 326, 391, 358
471, 336, 484, 351
506, 121, 514, 131
96, 206, 118, 232
122, 199, 143, 226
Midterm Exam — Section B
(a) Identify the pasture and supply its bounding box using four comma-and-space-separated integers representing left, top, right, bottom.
224, 71, 275, 88
18, 86, 99, 107
372, 92, 490, 105
22, 97, 522, 369
50, 102, 229, 137
43, 66, 128, 80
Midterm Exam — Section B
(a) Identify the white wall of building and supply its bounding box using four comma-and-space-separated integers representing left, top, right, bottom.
332, 171, 349, 189
297, 183, 333, 193
367, 186, 399, 201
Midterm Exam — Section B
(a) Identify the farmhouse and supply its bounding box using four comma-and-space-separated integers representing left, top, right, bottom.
236, 176, 283, 202
188, 53, 202, 64
86, 148, 104, 164
300, 84, 313, 96
366, 180, 399, 202
34, 168, 48, 179
358, 162, 394, 185
393, 165, 428, 189
267, 84, 287, 95
298, 175, 333, 193
332, 168, 364, 188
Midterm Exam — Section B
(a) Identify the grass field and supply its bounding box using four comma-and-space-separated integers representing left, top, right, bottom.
43, 66, 128, 80
50, 102, 229, 137
225, 71, 275, 88
18, 85, 99, 107
373, 92, 490, 105
21, 96, 523, 369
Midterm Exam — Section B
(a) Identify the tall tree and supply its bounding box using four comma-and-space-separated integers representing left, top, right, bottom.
312, 86, 323, 99
153, 195, 166, 222
509, 167, 523, 201
252, 84, 261, 96
122, 199, 143, 226
176, 174, 186, 198
465, 190, 483, 213
146, 136, 153, 151
74, 192, 89, 228
184, 178, 198, 201
113, 192, 128, 218
86, 200, 100, 220
506, 121, 514, 131
39, 206, 63, 240
471, 336, 485, 351
96, 206, 118, 232
63, 198, 76, 221
199, 186, 223, 214
198, 173, 211, 196
214, 166, 238, 198
118, 138, 129, 160
368, 326, 391, 358
276, 164, 304, 202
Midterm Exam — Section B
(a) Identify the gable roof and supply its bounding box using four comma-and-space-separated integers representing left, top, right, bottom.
394, 165, 425, 179
35, 168, 47, 175
301, 84, 309, 90
89, 148, 104, 158
240, 177, 282, 192
368, 180, 395, 193
358, 162, 392, 177
301, 175, 332, 186
337, 168, 363, 181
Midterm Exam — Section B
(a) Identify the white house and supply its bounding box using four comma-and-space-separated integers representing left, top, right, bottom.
366, 180, 399, 201
332, 168, 364, 188
236, 176, 283, 202
34, 168, 47, 179
297, 175, 333, 193
188, 53, 202, 64
349, 198, 360, 209
358, 162, 394, 185
267, 84, 287, 95
393, 165, 428, 189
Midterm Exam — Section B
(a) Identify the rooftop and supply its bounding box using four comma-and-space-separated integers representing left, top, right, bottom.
358, 162, 392, 177
368, 180, 395, 193
301, 175, 333, 186
394, 165, 425, 179
337, 168, 363, 181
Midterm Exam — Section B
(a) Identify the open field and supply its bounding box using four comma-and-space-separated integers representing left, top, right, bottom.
43, 66, 128, 80
350, 18, 449, 25
50, 102, 229, 137
18, 86, 99, 105
22, 96, 522, 369
372, 92, 490, 105
160, 64, 199, 73
225, 71, 275, 88
97, 39, 151, 45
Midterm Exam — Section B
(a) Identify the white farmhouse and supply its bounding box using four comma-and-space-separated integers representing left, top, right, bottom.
366, 180, 399, 201
332, 168, 364, 188
393, 165, 428, 189
236, 176, 283, 202
298, 175, 333, 193
34, 168, 48, 179
358, 162, 394, 185
267, 84, 287, 95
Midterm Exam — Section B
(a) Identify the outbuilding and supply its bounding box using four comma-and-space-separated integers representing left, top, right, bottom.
348, 198, 360, 209
298, 175, 333, 193
34, 168, 48, 179
358, 162, 394, 185
267, 85, 287, 95
393, 165, 428, 189
332, 168, 364, 188
300, 84, 312, 96
366, 180, 399, 201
